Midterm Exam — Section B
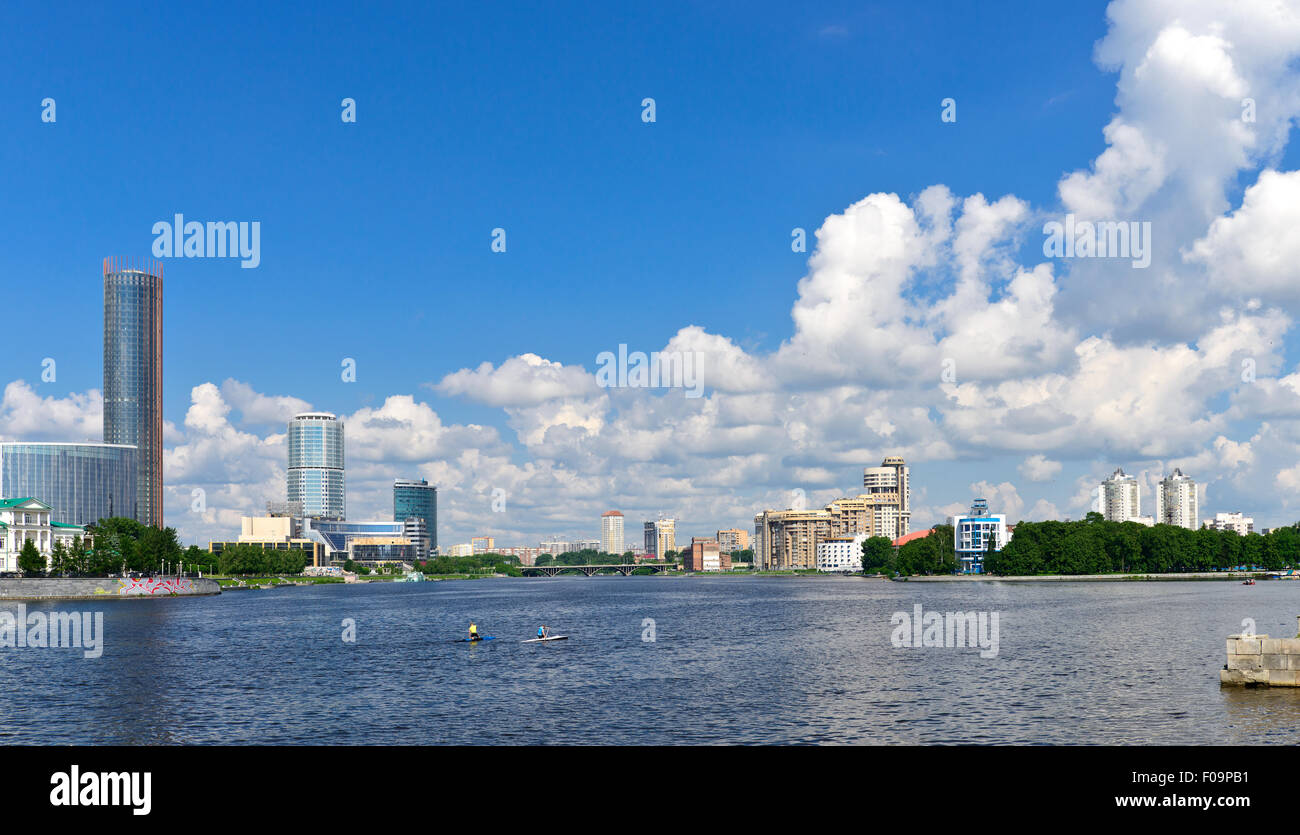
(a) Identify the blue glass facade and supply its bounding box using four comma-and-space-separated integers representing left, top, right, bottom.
287, 413, 345, 518
103, 258, 163, 527
0, 442, 138, 526
394, 478, 437, 554
303, 519, 403, 562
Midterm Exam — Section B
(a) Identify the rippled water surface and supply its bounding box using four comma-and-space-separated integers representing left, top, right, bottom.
1, 576, 1297, 744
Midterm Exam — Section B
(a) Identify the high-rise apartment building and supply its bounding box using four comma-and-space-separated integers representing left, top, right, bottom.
643, 516, 676, 558
753, 457, 913, 570
1155, 469, 1198, 529
601, 510, 625, 555
495, 546, 540, 566
471, 536, 495, 554
540, 539, 573, 556
862, 456, 911, 538
753, 507, 834, 571
716, 528, 749, 553
287, 412, 346, 519
394, 478, 437, 555
103, 257, 164, 527
1100, 468, 1142, 522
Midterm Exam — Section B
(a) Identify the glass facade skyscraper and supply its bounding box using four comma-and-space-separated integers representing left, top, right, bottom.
103, 257, 163, 527
0, 442, 138, 526
394, 478, 437, 555
287, 412, 345, 519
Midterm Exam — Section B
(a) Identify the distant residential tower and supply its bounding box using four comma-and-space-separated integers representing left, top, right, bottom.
601, 510, 625, 555
1155, 469, 1198, 530
1100, 468, 1142, 523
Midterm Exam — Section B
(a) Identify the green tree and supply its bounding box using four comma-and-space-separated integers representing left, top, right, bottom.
860, 536, 893, 573
48, 540, 69, 576
18, 539, 45, 576
65, 535, 88, 575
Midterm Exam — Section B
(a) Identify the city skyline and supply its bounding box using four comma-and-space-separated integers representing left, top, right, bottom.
3, 2, 1300, 550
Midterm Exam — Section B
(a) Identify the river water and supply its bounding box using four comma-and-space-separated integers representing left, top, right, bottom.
1, 576, 1297, 744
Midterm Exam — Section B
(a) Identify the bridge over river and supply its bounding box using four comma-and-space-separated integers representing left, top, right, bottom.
520, 563, 679, 577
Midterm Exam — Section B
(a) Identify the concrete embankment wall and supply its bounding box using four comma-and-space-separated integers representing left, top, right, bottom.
0, 577, 221, 600
1221, 619, 1300, 687
910, 571, 1262, 582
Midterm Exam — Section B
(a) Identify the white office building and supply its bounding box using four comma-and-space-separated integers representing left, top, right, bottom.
948, 499, 1009, 574
1203, 511, 1254, 536
816, 533, 867, 573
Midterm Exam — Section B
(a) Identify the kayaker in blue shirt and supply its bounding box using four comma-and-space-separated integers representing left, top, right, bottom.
537, 625, 548, 639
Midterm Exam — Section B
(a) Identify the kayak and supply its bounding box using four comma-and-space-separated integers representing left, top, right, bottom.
522, 635, 568, 643
453, 636, 496, 643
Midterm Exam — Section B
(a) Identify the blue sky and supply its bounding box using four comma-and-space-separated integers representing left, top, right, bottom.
3, 0, 1300, 546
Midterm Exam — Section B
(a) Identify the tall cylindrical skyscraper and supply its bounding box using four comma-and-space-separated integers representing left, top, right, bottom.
103, 257, 163, 527
287, 412, 345, 519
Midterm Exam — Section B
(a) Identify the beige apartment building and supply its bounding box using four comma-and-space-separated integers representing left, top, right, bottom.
601, 510, 625, 555
862, 456, 911, 539
754, 456, 912, 570
753, 507, 836, 571
644, 516, 676, 557
716, 528, 750, 553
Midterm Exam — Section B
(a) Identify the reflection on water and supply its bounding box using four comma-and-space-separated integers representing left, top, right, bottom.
1220, 686, 1300, 744
0, 577, 1295, 744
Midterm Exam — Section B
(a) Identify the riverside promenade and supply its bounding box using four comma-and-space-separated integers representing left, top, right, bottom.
904, 571, 1265, 582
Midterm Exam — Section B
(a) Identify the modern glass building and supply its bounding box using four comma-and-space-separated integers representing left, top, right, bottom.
103, 257, 164, 527
287, 412, 345, 519
948, 498, 1008, 575
300, 519, 404, 564
0, 442, 138, 526
394, 478, 436, 554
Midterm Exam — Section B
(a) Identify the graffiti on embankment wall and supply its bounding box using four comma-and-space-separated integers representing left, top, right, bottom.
115, 577, 196, 596
0, 577, 221, 600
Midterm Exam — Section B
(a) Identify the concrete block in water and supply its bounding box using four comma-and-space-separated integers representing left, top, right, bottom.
1222, 630, 1300, 686
1268, 669, 1299, 687
1235, 638, 1261, 655
1228, 653, 1262, 671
